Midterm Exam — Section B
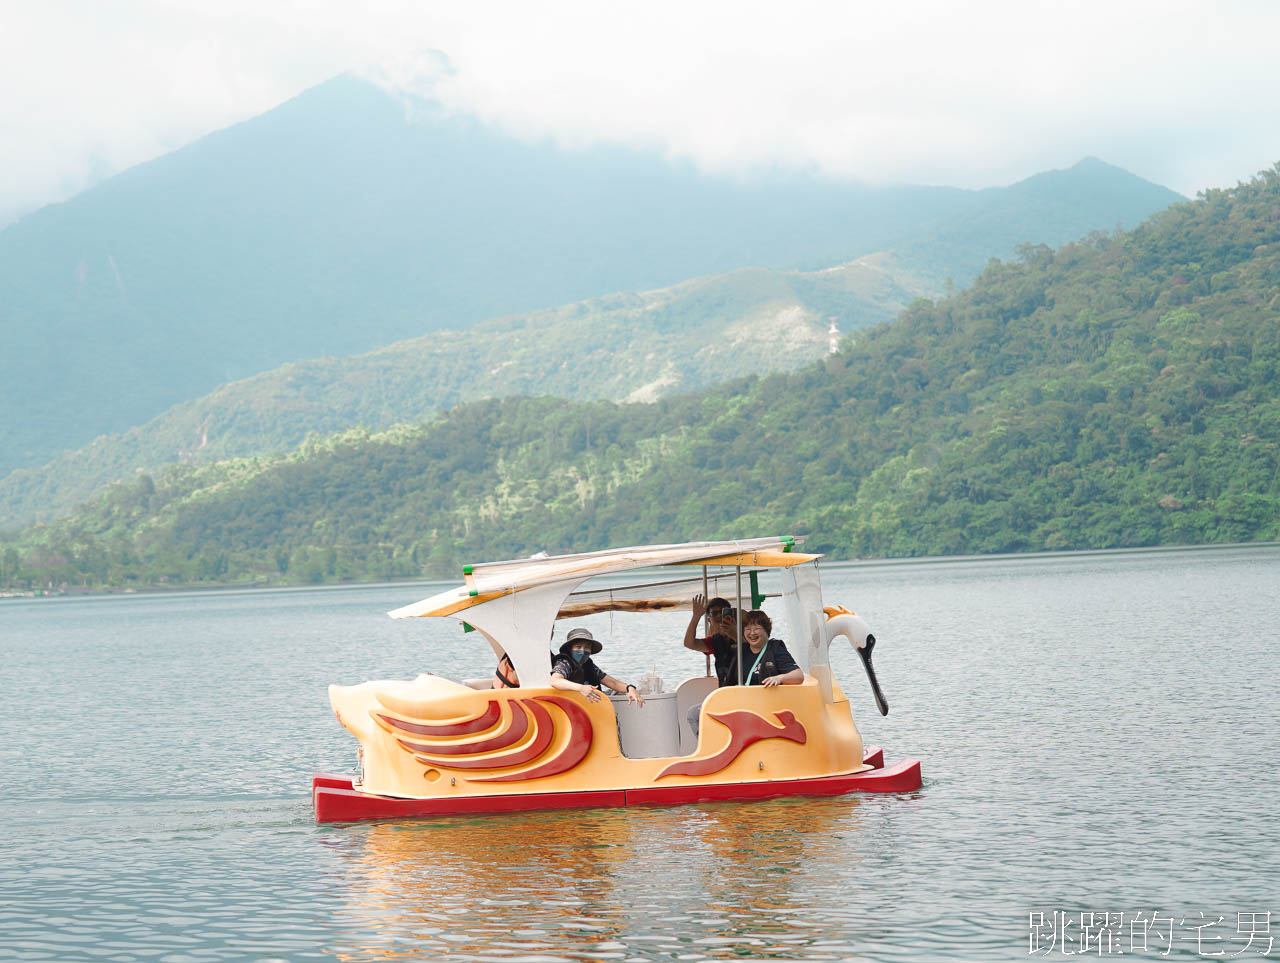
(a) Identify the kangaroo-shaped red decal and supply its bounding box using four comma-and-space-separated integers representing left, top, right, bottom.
656, 710, 807, 779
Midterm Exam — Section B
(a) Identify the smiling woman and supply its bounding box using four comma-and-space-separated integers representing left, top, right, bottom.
738, 610, 804, 688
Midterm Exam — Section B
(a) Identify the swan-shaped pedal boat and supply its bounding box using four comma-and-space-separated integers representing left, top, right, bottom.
313, 536, 922, 822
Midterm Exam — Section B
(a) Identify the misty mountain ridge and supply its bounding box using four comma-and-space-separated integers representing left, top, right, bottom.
0, 72, 1182, 476
2, 150, 1185, 530
5, 164, 1274, 589
0, 255, 925, 528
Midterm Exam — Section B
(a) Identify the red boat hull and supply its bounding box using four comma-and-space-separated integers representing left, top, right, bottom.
312, 746, 919, 822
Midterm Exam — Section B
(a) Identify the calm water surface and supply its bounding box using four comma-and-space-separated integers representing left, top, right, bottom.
2, 546, 1277, 961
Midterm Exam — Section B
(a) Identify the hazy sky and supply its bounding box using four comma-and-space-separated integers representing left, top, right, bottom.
3, 0, 1279, 225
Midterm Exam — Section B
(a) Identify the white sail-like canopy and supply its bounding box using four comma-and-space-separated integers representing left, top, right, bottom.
555, 570, 770, 619
387, 536, 811, 621
386, 537, 816, 689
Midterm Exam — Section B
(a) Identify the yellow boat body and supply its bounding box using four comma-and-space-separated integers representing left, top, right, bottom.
329, 675, 867, 800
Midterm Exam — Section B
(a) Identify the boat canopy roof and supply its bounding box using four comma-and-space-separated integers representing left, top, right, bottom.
556, 570, 767, 619
389, 536, 816, 621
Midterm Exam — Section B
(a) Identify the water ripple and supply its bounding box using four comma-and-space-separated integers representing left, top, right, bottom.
2, 547, 1279, 960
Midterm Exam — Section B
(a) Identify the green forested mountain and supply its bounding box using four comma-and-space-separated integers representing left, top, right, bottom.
0, 155, 1183, 528
0, 64, 1180, 477
4, 166, 1274, 591
0, 258, 925, 529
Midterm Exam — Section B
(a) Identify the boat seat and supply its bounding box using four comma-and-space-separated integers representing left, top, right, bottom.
675, 675, 719, 755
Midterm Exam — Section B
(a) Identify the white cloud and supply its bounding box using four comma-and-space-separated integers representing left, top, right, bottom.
2, 0, 1279, 223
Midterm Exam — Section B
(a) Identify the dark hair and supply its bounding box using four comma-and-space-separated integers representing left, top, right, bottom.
707, 597, 730, 610
742, 609, 772, 636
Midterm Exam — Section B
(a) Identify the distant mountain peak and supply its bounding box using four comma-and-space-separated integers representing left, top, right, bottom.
1070, 155, 1114, 170
996, 157, 1187, 207
0, 72, 1186, 480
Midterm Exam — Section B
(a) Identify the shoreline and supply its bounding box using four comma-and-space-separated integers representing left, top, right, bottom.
4, 539, 1278, 601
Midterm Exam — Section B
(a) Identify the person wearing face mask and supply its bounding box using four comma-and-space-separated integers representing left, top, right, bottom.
550, 628, 645, 706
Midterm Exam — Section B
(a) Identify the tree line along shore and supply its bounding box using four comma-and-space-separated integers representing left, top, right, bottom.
3, 165, 1278, 591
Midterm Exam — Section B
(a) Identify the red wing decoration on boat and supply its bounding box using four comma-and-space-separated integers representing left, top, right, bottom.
655, 710, 807, 779
400, 699, 552, 770
397, 699, 531, 755
375, 699, 502, 736
474, 696, 594, 782
381, 696, 595, 782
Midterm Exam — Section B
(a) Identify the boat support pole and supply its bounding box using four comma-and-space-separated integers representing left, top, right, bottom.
735, 564, 744, 686
702, 565, 711, 677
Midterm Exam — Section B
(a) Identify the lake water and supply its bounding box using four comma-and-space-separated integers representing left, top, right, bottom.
2, 546, 1277, 961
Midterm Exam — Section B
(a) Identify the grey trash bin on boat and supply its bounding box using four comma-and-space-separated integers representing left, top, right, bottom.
609, 690, 681, 758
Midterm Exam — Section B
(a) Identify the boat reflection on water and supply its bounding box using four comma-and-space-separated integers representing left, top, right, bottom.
319, 796, 868, 962
685, 795, 873, 956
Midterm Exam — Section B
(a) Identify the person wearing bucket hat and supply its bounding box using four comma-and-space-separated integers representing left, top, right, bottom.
550, 628, 645, 706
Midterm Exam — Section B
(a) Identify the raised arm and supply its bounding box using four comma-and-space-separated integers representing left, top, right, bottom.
684, 593, 712, 653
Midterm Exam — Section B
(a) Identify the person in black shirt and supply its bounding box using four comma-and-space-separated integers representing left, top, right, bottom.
683, 601, 803, 738
682, 594, 740, 687
550, 628, 645, 706
737, 609, 802, 687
